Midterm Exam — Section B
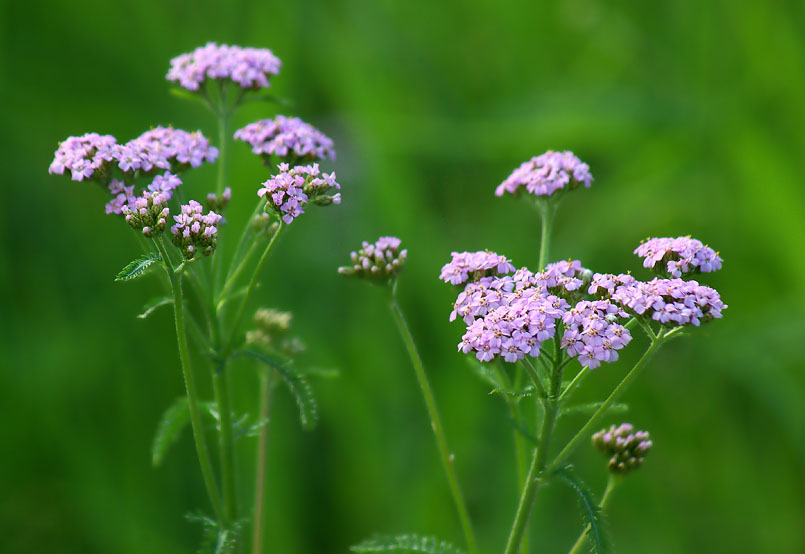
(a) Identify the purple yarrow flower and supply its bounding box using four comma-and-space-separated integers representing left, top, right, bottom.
496, 150, 593, 198
634, 236, 723, 278
588, 272, 636, 297
561, 300, 631, 369
147, 171, 182, 198
257, 163, 340, 225
338, 236, 407, 281
49, 133, 118, 182
439, 250, 516, 285
611, 277, 727, 327
234, 115, 335, 162
170, 200, 223, 259
167, 42, 281, 92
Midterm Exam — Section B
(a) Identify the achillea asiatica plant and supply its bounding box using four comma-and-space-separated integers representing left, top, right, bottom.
51, 42, 340, 553
343, 151, 726, 554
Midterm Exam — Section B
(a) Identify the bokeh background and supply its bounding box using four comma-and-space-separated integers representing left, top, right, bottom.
2, 0, 804, 552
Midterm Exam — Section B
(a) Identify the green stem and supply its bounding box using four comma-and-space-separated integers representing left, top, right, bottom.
388, 294, 478, 554
251, 368, 276, 554
154, 240, 224, 523
218, 238, 262, 311
547, 338, 663, 475
224, 198, 267, 289
213, 367, 238, 523
567, 475, 620, 554
222, 222, 285, 358
536, 199, 556, 271
216, 97, 230, 196
503, 358, 564, 554
558, 366, 588, 403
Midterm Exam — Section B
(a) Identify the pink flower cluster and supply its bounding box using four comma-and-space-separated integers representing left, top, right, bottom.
49, 127, 218, 183
496, 150, 593, 198
338, 237, 407, 281
439, 250, 516, 285
170, 200, 223, 259
234, 116, 335, 162
634, 236, 723, 278
561, 300, 632, 369
257, 163, 340, 225
105, 171, 182, 216
122, 191, 170, 238
611, 278, 726, 326
167, 42, 281, 91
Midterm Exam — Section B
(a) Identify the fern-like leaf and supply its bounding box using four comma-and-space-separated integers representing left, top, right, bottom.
351, 533, 466, 554
151, 397, 190, 466
554, 465, 612, 554
490, 386, 535, 398
138, 296, 173, 319
115, 252, 162, 282
561, 402, 629, 417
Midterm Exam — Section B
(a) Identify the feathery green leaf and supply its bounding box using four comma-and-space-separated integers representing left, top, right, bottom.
351, 533, 466, 553
561, 402, 629, 417
137, 296, 173, 319
115, 252, 162, 282
554, 465, 612, 554
151, 397, 190, 467
489, 386, 535, 398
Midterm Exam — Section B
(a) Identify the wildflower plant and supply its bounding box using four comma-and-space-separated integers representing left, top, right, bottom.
343, 151, 726, 554
51, 42, 340, 553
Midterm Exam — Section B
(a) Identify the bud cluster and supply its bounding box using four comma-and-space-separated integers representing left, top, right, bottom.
257, 163, 341, 224
121, 191, 170, 237
206, 187, 232, 212
338, 236, 407, 282
592, 423, 652, 475
170, 200, 223, 259
246, 308, 305, 356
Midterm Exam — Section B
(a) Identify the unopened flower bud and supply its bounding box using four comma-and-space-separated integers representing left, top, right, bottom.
592, 423, 652, 475
254, 308, 292, 335
338, 236, 407, 283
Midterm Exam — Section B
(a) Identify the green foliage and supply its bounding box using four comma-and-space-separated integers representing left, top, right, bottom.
351, 534, 466, 554
186, 513, 242, 554
137, 296, 173, 319
554, 466, 612, 554
238, 350, 319, 430
115, 252, 162, 282
151, 398, 190, 467
561, 402, 629, 417
489, 386, 535, 398
465, 358, 506, 391
169, 87, 210, 109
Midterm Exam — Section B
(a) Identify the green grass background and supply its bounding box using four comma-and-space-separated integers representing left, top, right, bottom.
2, 0, 804, 552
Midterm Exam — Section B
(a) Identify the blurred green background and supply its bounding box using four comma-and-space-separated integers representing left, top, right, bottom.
2, 0, 805, 552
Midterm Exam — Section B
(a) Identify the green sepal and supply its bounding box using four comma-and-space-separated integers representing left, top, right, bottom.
115, 251, 162, 282
151, 397, 190, 467
554, 465, 612, 554
351, 534, 466, 554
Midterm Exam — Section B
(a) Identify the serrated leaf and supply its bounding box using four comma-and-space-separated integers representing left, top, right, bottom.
138, 296, 173, 319
116, 252, 162, 282
351, 534, 466, 554
561, 402, 629, 417
554, 465, 612, 554
151, 398, 190, 467
238, 350, 319, 430
490, 386, 535, 398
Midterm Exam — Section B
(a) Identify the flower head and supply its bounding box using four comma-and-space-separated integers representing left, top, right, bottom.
634, 236, 722, 278
561, 300, 631, 369
338, 236, 407, 283
49, 133, 118, 182
611, 277, 726, 327
496, 150, 592, 198
234, 116, 335, 163
170, 200, 223, 259
121, 191, 170, 238
592, 423, 652, 474
257, 163, 340, 224
439, 251, 516, 285
167, 42, 281, 91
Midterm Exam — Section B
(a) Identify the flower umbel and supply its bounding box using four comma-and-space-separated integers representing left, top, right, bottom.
439, 251, 516, 285
338, 237, 407, 283
496, 150, 592, 198
170, 200, 223, 259
257, 163, 340, 224
167, 42, 281, 92
634, 236, 722, 278
592, 423, 652, 474
234, 116, 335, 163
122, 191, 170, 238
611, 278, 726, 327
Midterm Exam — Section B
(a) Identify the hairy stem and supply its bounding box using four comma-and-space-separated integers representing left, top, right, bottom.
155, 239, 224, 523
213, 367, 238, 523
567, 475, 620, 554
251, 368, 276, 554
388, 293, 478, 554
503, 357, 564, 554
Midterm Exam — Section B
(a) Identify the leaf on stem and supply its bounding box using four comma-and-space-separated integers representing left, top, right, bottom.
561, 402, 629, 417
351, 534, 466, 554
137, 296, 173, 319
151, 397, 190, 466
186, 512, 243, 554
169, 87, 211, 108
489, 385, 535, 398
554, 465, 612, 554
115, 252, 162, 282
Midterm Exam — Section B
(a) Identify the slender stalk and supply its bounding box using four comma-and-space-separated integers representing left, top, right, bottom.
558, 366, 588, 403
503, 358, 564, 554
213, 367, 238, 523
536, 200, 556, 271
567, 475, 620, 554
154, 239, 224, 523
547, 338, 663, 475
251, 368, 276, 554
218, 238, 262, 310
223, 198, 267, 291
222, 222, 285, 357
388, 293, 478, 554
